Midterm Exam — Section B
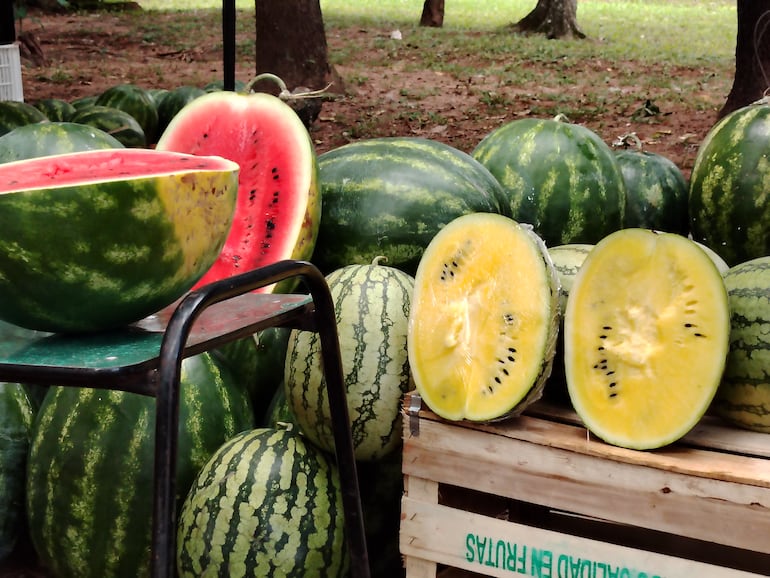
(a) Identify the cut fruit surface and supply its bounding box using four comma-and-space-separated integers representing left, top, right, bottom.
564, 228, 730, 449
408, 213, 559, 422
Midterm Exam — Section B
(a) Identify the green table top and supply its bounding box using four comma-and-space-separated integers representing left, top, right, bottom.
0, 293, 312, 374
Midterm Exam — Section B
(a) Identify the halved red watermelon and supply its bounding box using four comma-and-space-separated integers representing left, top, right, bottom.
156, 90, 320, 293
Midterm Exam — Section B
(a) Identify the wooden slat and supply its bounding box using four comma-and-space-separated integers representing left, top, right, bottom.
526, 400, 770, 459
403, 394, 770, 488
402, 417, 770, 553
401, 497, 766, 578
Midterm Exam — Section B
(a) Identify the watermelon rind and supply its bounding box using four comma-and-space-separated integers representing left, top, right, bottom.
95, 84, 160, 145
472, 117, 627, 247
713, 257, 770, 432
285, 260, 414, 461
176, 427, 349, 578
0, 100, 48, 136
70, 105, 147, 148
0, 148, 239, 333
0, 383, 34, 563
0, 121, 123, 163
689, 102, 770, 266
26, 353, 254, 578
314, 136, 508, 276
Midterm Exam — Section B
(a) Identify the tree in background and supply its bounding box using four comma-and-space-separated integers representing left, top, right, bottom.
420, 0, 444, 27
720, 0, 770, 118
513, 0, 584, 39
254, 0, 341, 93
420, 0, 583, 39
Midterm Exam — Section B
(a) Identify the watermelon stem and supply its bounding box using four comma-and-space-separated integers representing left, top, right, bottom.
247, 73, 335, 102
612, 131, 643, 150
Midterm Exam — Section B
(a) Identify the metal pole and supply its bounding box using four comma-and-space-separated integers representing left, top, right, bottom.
222, 0, 236, 90
1, 0, 16, 45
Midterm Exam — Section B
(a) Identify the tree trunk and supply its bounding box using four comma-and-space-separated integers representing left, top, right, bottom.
420, 0, 444, 27
513, 0, 585, 39
719, 0, 770, 119
254, 0, 342, 94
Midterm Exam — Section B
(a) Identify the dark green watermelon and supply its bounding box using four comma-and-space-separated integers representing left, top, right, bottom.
26, 352, 255, 578
0, 122, 123, 163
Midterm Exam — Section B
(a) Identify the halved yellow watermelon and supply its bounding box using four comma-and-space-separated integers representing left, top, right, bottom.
564, 228, 730, 449
407, 213, 559, 422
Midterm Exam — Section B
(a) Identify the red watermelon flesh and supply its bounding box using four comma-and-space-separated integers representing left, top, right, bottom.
1, 149, 230, 190
156, 90, 320, 292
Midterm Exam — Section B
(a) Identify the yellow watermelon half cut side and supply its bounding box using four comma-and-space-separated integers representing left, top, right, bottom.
408, 212, 560, 422
564, 228, 730, 450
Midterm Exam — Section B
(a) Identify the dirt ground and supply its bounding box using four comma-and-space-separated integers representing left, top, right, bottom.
15, 8, 733, 177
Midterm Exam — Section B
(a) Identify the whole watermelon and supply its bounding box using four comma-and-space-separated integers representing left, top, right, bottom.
0, 100, 47, 136
713, 257, 770, 432
314, 136, 508, 276
176, 427, 349, 578
472, 117, 626, 247
0, 121, 123, 163
95, 84, 159, 144
615, 148, 689, 235
70, 105, 147, 148
25, 352, 255, 578
285, 259, 414, 461
689, 101, 770, 266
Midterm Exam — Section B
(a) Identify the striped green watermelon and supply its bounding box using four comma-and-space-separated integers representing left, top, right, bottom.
176, 427, 348, 578
313, 136, 508, 276
689, 101, 770, 266
712, 257, 770, 432
25, 352, 254, 578
0, 383, 35, 562
615, 148, 689, 235
0, 121, 123, 163
71, 95, 98, 111
32, 98, 77, 122
157, 90, 320, 295
285, 260, 414, 461
472, 117, 626, 247
95, 84, 159, 144
70, 105, 147, 148
0, 100, 47, 136
0, 148, 238, 333
156, 85, 206, 134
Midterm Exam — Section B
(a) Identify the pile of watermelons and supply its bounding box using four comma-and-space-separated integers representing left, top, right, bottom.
0, 78, 769, 578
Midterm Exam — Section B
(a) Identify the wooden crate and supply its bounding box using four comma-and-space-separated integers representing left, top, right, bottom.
400, 392, 770, 578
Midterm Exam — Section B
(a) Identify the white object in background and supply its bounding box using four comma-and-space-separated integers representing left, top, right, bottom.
0, 43, 23, 102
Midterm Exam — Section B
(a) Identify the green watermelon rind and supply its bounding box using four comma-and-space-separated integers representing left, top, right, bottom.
0, 383, 34, 562
25, 353, 254, 578
176, 427, 349, 578
0, 149, 239, 333
0, 121, 123, 164
314, 136, 509, 276
472, 117, 627, 247
285, 261, 415, 461
714, 257, 770, 432
615, 148, 689, 235
689, 103, 770, 266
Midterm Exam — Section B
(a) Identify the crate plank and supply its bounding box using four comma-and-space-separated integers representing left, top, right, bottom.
401, 497, 766, 578
403, 415, 770, 553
